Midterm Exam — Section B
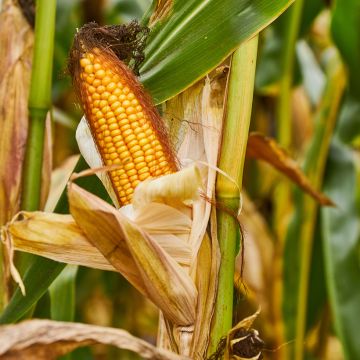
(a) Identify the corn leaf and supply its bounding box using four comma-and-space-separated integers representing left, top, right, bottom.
0, 319, 189, 360
140, 0, 294, 103
321, 142, 360, 360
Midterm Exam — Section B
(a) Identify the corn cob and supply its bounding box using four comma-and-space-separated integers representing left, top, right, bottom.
76, 48, 177, 206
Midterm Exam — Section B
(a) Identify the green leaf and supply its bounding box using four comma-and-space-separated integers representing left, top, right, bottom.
50, 265, 78, 321
140, 0, 294, 103
321, 141, 360, 360
331, 0, 360, 144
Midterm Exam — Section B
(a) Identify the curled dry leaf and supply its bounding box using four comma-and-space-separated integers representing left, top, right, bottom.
68, 172, 198, 327
246, 132, 335, 206
0, 319, 189, 360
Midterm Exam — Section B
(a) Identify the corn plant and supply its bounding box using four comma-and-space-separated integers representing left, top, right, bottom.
1, 0, 360, 359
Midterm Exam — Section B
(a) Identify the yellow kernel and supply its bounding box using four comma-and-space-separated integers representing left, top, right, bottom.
123, 183, 131, 191
109, 153, 118, 160
98, 118, 106, 126
107, 117, 116, 124
122, 129, 133, 137
106, 82, 117, 92
145, 129, 153, 136
93, 79, 101, 87
95, 69, 106, 79
113, 88, 122, 96
111, 129, 121, 136
136, 108, 143, 114
135, 162, 147, 170
94, 63, 101, 71
80, 58, 91, 67
131, 99, 139, 106
127, 93, 135, 100
103, 130, 111, 137
97, 85, 106, 94
139, 138, 149, 147
91, 107, 99, 115
100, 124, 107, 131
92, 93, 100, 100
117, 113, 127, 120
112, 158, 121, 165
98, 100, 107, 108
124, 133, 136, 143
155, 150, 164, 158
109, 123, 118, 131
113, 135, 122, 143
115, 141, 124, 148
118, 118, 129, 127
120, 196, 128, 203
116, 169, 126, 176
129, 175, 138, 182
134, 156, 145, 164
101, 91, 111, 100
105, 112, 115, 119
132, 180, 140, 187
159, 160, 168, 168
119, 94, 126, 101
104, 136, 112, 143
116, 81, 123, 89
95, 111, 103, 119
93, 100, 100, 107
137, 133, 146, 140
129, 145, 141, 154
120, 124, 131, 131
133, 128, 143, 136
127, 139, 138, 149
111, 101, 121, 110
108, 95, 118, 105
84, 64, 93, 74
127, 169, 137, 177
119, 178, 129, 186
85, 74, 95, 84
114, 107, 125, 116
124, 163, 135, 171
108, 146, 116, 153
125, 188, 134, 195
128, 114, 137, 122
145, 155, 155, 162
87, 85, 96, 94
102, 76, 112, 86
123, 86, 130, 95
102, 105, 111, 114
122, 100, 131, 107
138, 172, 150, 180
126, 106, 135, 115
119, 151, 131, 160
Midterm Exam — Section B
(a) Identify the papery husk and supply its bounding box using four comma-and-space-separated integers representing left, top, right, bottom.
0, 319, 189, 360
0, 0, 33, 226
68, 179, 197, 327
162, 70, 227, 357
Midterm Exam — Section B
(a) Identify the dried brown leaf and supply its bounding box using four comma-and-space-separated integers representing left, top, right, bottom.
0, 0, 33, 226
246, 132, 334, 206
0, 319, 189, 360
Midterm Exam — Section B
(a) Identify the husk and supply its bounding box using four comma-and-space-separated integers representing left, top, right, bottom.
68, 179, 197, 326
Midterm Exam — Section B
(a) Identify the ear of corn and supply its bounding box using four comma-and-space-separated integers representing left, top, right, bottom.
75, 48, 177, 206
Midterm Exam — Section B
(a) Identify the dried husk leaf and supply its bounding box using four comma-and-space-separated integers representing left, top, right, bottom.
68, 180, 197, 326
0, 0, 33, 226
0, 319, 189, 360
246, 132, 334, 206
4, 212, 115, 272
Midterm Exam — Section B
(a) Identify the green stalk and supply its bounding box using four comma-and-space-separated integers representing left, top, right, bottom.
293, 52, 345, 360
273, 0, 304, 240
18, 0, 57, 276
21, 0, 56, 211
209, 36, 258, 354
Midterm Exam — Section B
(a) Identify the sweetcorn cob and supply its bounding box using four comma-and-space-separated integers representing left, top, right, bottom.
77, 49, 177, 206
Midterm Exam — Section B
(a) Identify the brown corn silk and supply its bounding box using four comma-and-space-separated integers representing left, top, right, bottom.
69, 23, 177, 206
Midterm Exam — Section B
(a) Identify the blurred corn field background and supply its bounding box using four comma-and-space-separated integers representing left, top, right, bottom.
0, 0, 359, 359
